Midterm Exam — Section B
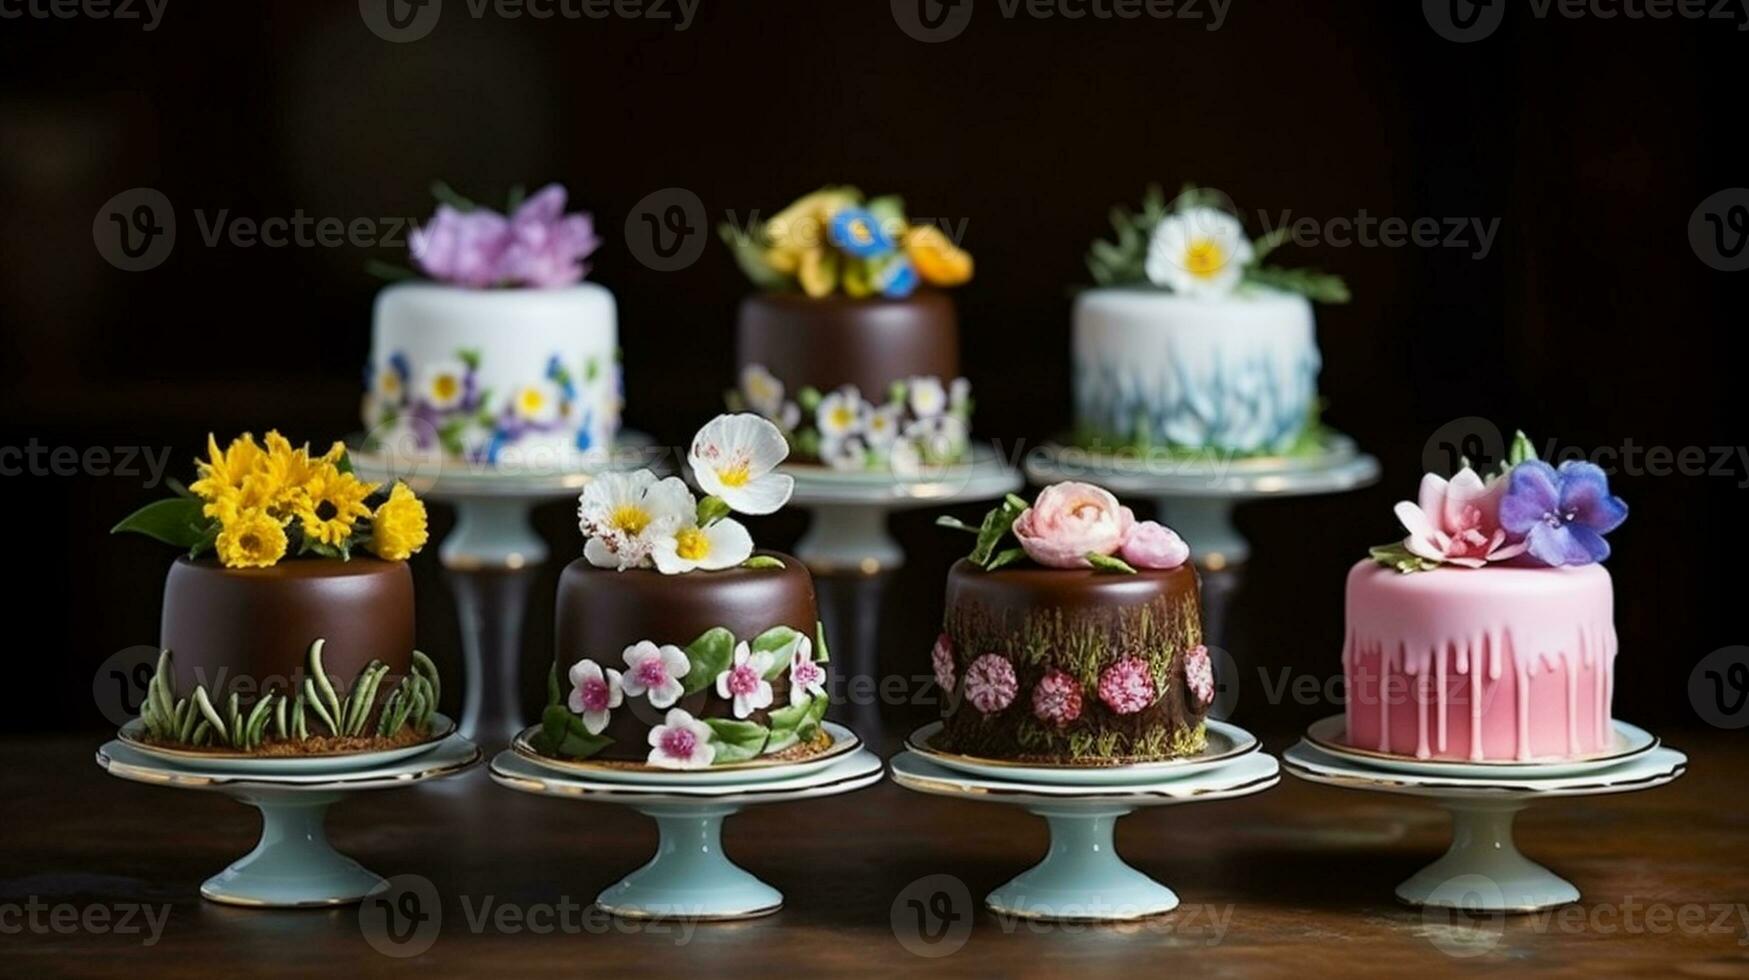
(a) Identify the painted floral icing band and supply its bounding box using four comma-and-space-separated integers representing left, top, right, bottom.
536, 622, 832, 768
1371, 431, 1628, 572
364, 348, 620, 464
135, 641, 442, 751
729, 365, 972, 471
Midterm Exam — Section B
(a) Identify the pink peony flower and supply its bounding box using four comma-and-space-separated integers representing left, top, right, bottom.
930, 633, 956, 693
410, 183, 600, 289
1119, 521, 1190, 569
1394, 468, 1529, 568
1097, 657, 1157, 715
1183, 645, 1215, 708
1031, 669, 1083, 727
1012, 482, 1135, 569
963, 653, 1018, 714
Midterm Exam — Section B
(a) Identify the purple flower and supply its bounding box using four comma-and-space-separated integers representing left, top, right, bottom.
409, 183, 599, 289
1498, 460, 1627, 567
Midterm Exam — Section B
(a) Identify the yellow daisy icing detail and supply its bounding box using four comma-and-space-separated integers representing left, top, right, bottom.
215, 508, 287, 569
368, 482, 429, 562
296, 467, 377, 548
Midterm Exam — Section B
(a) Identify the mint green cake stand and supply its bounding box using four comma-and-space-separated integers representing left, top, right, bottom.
96, 735, 480, 908
889, 746, 1279, 921
490, 741, 884, 920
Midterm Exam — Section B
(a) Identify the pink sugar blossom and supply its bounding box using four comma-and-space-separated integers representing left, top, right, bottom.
1031, 669, 1083, 727
1012, 482, 1135, 569
963, 653, 1018, 715
1098, 657, 1157, 716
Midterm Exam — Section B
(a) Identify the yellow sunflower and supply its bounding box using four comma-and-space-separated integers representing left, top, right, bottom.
368, 482, 429, 561
215, 508, 288, 569
296, 466, 377, 548
189, 433, 263, 504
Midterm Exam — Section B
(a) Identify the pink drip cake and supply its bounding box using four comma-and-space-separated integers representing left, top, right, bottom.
1343, 431, 1628, 762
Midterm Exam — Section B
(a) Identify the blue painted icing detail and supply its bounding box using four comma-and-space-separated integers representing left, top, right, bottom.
1074, 346, 1320, 454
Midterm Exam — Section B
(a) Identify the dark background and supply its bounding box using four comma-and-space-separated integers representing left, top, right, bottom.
1, 0, 1742, 738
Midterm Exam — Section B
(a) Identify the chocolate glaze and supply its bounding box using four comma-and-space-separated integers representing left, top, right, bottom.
735, 290, 959, 397
160, 557, 415, 701
940, 558, 1207, 762
554, 552, 820, 760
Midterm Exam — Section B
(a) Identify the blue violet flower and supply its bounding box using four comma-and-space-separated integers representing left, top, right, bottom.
1498, 459, 1628, 567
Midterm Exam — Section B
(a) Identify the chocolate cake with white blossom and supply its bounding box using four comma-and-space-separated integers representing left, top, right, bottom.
1074, 184, 1348, 456
933, 483, 1213, 764
535, 414, 835, 768
723, 187, 976, 472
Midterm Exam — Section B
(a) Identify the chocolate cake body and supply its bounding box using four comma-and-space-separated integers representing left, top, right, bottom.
937, 558, 1210, 763
554, 551, 823, 761
735, 290, 959, 398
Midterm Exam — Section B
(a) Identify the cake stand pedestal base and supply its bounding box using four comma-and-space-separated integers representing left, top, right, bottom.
96, 735, 481, 908
1395, 800, 1577, 911
1283, 732, 1688, 914
986, 805, 1179, 921
489, 743, 885, 922
201, 791, 384, 907
595, 805, 783, 921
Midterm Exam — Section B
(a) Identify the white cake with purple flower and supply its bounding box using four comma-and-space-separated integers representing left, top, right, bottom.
363, 183, 621, 469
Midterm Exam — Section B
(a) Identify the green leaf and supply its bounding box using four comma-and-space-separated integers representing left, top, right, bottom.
1508, 430, 1538, 465
964, 495, 1030, 567
680, 627, 736, 696
704, 718, 770, 764
112, 497, 210, 548
365, 259, 419, 282
1243, 265, 1351, 304
796, 386, 822, 412
986, 546, 1028, 571
741, 555, 785, 570
768, 698, 811, 734
430, 180, 476, 212
697, 495, 731, 527
505, 183, 526, 212
814, 620, 830, 664
1368, 541, 1441, 574
1086, 552, 1138, 574
535, 705, 612, 759
750, 626, 804, 679
800, 695, 829, 739
546, 663, 562, 708
718, 223, 789, 289
934, 515, 978, 534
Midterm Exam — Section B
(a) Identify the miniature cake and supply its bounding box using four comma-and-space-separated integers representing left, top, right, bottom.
535, 414, 835, 768
932, 482, 1213, 763
1074, 185, 1348, 455
362, 184, 621, 468
722, 187, 974, 471
113, 433, 442, 753
1344, 432, 1629, 761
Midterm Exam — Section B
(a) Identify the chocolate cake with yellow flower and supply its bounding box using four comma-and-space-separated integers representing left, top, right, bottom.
722, 188, 976, 472
532, 413, 836, 769
112, 432, 444, 755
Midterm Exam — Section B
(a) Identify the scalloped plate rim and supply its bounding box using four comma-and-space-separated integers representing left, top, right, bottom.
116, 713, 455, 774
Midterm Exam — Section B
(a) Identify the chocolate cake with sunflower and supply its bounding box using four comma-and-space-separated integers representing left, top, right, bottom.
112, 432, 443, 755
722, 187, 976, 472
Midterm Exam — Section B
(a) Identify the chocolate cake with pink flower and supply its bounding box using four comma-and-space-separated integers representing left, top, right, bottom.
530, 414, 836, 769
722, 187, 976, 472
362, 183, 621, 468
1344, 431, 1629, 761
931, 482, 1213, 764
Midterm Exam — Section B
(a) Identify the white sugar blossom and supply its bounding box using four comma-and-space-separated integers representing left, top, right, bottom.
566, 660, 623, 735
621, 640, 691, 709
578, 471, 694, 570
714, 642, 775, 719
907, 377, 948, 418
418, 361, 468, 410
787, 638, 825, 707
1144, 206, 1254, 298
815, 387, 867, 440
864, 403, 904, 447
647, 708, 715, 769
740, 364, 785, 418
510, 379, 565, 424
689, 413, 795, 515
651, 517, 754, 574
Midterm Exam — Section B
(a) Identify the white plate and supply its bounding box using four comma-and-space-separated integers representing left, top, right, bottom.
97, 732, 481, 790
510, 721, 861, 786
889, 747, 1279, 803
1302, 715, 1658, 779
1282, 741, 1686, 798
116, 714, 455, 776
904, 719, 1258, 786
491, 746, 886, 803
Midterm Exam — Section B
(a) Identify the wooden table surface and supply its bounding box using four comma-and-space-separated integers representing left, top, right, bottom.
3, 728, 1745, 978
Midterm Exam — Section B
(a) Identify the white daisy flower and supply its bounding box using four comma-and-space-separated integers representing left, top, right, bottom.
821, 435, 869, 471
578, 471, 694, 570
621, 640, 691, 709
651, 517, 754, 574
418, 361, 469, 410
373, 364, 407, 404
815, 386, 867, 440
646, 708, 715, 769
510, 379, 564, 424
1144, 206, 1254, 298
864, 403, 904, 447
714, 642, 775, 719
740, 364, 785, 418
688, 413, 795, 515
907, 377, 948, 418
566, 659, 623, 735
